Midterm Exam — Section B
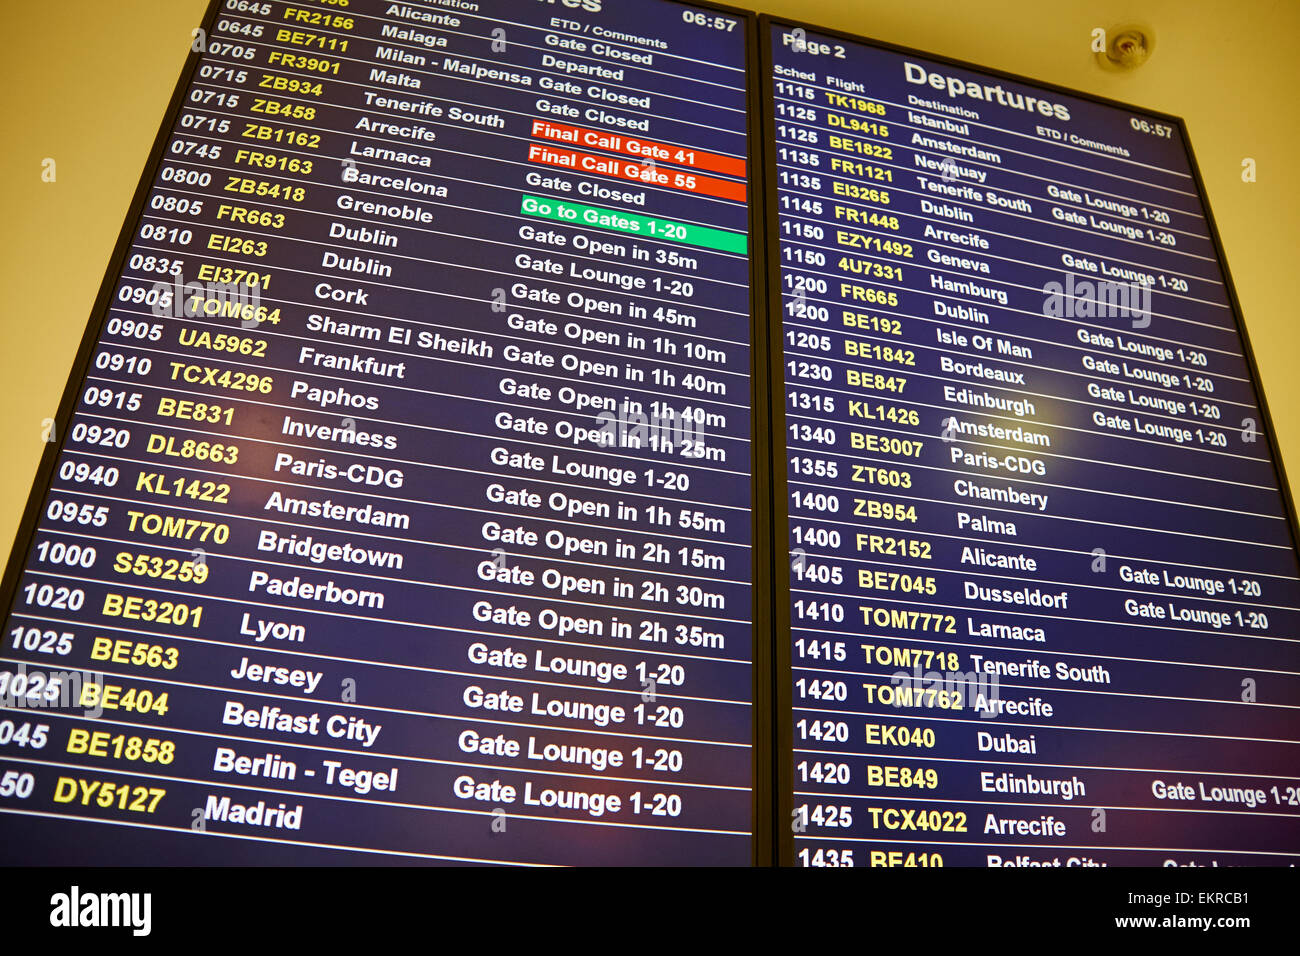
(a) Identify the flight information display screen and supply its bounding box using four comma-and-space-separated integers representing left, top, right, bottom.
766, 21, 1300, 866
5, 1, 1299, 872
0, 0, 759, 866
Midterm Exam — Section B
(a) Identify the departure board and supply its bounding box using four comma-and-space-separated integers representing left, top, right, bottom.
0, 0, 762, 866
765, 21, 1300, 866
5, 0, 1300, 875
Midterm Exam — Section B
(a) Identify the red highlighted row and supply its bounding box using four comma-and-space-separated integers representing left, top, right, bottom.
527, 142, 747, 202
530, 119, 747, 178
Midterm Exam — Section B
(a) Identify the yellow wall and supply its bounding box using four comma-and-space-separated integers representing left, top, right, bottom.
1, 0, 1296, 553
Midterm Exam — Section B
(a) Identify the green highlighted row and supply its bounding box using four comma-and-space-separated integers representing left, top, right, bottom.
520, 195, 746, 254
